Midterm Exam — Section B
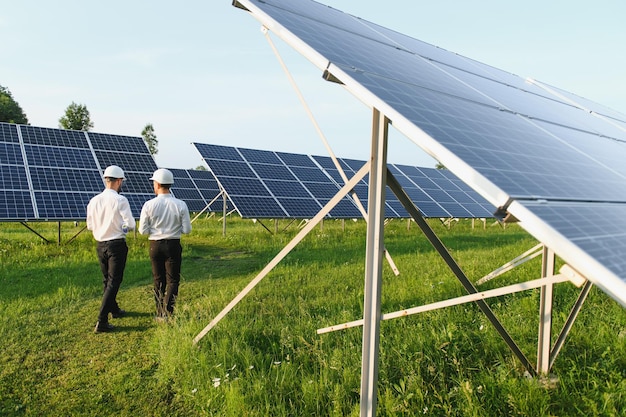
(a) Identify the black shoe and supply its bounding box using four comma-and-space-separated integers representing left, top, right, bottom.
111, 309, 126, 318
94, 321, 115, 333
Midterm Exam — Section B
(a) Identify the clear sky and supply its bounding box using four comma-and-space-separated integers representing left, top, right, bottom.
2, 0, 625, 169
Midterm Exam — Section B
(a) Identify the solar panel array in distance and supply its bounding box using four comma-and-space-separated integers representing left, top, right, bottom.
193, 142, 495, 220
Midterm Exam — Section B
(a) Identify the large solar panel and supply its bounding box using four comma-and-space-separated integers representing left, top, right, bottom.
193, 142, 495, 220
0, 122, 157, 220
232, 0, 626, 309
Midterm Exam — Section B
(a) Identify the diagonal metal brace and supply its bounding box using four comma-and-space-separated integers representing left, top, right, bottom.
386, 169, 536, 376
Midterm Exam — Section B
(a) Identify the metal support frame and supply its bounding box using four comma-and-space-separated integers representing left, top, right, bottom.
191, 188, 230, 236
537, 247, 556, 374
550, 280, 592, 369
360, 109, 388, 417
317, 271, 578, 334
20, 222, 51, 243
65, 224, 88, 245
192, 162, 370, 345
476, 243, 544, 285
19, 221, 88, 245
386, 170, 537, 375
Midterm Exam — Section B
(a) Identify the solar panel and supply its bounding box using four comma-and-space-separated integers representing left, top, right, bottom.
194, 141, 495, 220
0, 122, 157, 220
0, 123, 32, 220
0, 190, 34, 219
16, 126, 102, 220
232, 0, 626, 310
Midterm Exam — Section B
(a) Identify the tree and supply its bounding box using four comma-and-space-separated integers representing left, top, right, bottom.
0, 85, 29, 124
194, 165, 207, 171
141, 123, 158, 155
435, 162, 447, 170
59, 102, 94, 131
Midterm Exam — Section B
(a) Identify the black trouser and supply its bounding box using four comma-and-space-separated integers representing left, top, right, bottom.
96, 239, 128, 322
149, 239, 182, 317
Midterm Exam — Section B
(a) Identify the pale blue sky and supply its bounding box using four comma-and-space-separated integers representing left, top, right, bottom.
1, 0, 625, 169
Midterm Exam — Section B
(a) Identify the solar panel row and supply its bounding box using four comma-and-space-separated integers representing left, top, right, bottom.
193, 142, 495, 219
0, 122, 494, 222
0, 122, 157, 220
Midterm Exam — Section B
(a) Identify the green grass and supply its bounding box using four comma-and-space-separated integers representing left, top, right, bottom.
1, 217, 625, 416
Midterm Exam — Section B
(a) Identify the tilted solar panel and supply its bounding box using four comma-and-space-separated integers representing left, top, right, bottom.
19, 126, 101, 220
0, 123, 33, 219
0, 122, 158, 220
194, 141, 495, 220
232, 0, 626, 308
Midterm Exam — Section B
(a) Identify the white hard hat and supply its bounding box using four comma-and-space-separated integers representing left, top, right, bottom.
150, 168, 174, 185
103, 165, 125, 179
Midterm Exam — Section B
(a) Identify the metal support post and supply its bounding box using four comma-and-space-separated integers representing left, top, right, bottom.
537, 246, 555, 374
360, 109, 388, 417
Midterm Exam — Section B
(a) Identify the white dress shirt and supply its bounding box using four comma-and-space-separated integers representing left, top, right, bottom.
86, 189, 135, 242
139, 194, 191, 240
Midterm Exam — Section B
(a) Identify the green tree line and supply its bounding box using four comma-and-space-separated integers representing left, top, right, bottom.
0, 84, 157, 154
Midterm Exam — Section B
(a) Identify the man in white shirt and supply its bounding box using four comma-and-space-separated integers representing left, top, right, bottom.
139, 168, 191, 320
86, 165, 135, 333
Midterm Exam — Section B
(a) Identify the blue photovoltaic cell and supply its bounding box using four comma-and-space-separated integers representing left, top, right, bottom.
219, 177, 271, 197
239, 147, 282, 164
188, 169, 218, 181
172, 177, 196, 190
208, 159, 256, 178
264, 180, 312, 198
276, 151, 317, 167
0, 123, 19, 143
194, 142, 243, 161
94, 151, 156, 174
277, 197, 321, 218
25, 145, 98, 170
20, 125, 89, 148
290, 166, 332, 183
0, 190, 34, 219
310, 155, 339, 170
0, 142, 24, 165
29, 167, 103, 192
233, 196, 287, 218
88, 132, 150, 153
0, 165, 29, 190
234, 0, 626, 307
524, 201, 626, 287
34, 191, 93, 220
250, 163, 296, 181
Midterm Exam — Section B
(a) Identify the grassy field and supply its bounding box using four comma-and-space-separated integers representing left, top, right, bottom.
0, 216, 625, 416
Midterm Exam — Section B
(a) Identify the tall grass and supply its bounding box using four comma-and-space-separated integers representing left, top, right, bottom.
0, 217, 625, 416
